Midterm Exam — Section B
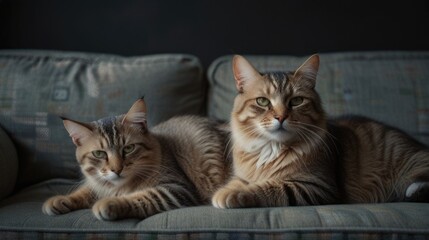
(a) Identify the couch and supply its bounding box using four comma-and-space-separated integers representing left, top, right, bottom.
0, 50, 429, 239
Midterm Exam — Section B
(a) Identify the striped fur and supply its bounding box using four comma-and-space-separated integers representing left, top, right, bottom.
43, 99, 229, 220
212, 54, 429, 208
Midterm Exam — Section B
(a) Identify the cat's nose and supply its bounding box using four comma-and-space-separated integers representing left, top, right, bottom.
111, 167, 123, 176
274, 115, 287, 124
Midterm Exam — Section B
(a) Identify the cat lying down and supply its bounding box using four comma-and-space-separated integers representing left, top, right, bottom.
43, 98, 228, 220
212, 54, 429, 208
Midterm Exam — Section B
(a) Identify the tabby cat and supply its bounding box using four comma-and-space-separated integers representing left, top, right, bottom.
43, 98, 228, 220
212, 54, 429, 208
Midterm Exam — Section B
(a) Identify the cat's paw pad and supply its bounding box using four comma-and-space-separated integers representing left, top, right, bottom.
212, 188, 257, 209
42, 195, 74, 215
92, 198, 122, 221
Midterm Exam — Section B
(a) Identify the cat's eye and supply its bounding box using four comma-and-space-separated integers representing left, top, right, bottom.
92, 150, 107, 159
123, 144, 135, 154
290, 97, 304, 107
256, 97, 270, 107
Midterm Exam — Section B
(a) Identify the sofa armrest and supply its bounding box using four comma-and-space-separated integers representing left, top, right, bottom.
0, 126, 18, 200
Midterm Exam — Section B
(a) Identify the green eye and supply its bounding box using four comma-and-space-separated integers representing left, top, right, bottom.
123, 144, 135, 154
290, 97, 304, 107
256, 97, 270, 107
92, 150, 107, 159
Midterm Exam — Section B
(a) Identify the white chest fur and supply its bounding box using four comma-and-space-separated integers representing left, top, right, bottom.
234, 132, 288, 169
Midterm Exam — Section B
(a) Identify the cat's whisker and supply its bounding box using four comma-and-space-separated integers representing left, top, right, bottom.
295, 127, 325, 170
224, 136, 234, 162
292, 121, 337, 142
291, 121, 329, 145
239, 125, 261, 134
289, 122, 334, 159
293, 129, 314, 173
241, 124, 264, 135
295, 122, 339, 157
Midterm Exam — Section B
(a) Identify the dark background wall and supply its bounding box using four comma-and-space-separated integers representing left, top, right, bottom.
1, 0, 428, 67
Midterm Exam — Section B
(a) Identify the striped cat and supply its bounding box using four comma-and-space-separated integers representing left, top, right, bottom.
43, 98, 229, 220
212, 54, 429, 208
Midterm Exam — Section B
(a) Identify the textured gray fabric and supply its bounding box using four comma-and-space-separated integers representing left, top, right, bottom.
0, 179, 428, 235
0, 126, 18, 200
208, 51, 429, 145
0, 50, 204, 189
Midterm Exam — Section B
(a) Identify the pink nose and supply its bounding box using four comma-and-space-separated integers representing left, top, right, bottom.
274, 115, 287, 123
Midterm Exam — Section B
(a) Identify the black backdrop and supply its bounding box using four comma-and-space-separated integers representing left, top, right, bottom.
1, 0, 428, 67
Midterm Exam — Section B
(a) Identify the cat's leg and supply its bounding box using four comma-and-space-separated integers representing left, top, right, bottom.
211, 177, 256, 208
42, 186, 96, 215
405, 182, 429, 202
92, 183, 199, 221
212, 178, 299, 208
212, 178, 337, 208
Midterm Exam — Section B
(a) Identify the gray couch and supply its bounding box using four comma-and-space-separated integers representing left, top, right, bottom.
1, 50, 429, 239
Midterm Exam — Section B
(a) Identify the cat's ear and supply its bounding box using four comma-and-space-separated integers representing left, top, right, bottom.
122, 98, 148, 130
62, 118, 93, 147
232, 55, 261, 93
293, 54, 319, 88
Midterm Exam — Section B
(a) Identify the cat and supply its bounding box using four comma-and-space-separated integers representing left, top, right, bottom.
42, 98, 229, 220
212, 54, 429, 208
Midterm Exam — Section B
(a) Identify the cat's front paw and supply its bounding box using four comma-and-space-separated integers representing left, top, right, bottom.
42, 195, 74, 215
92, 197, 123, 221
212, 187, 258, 209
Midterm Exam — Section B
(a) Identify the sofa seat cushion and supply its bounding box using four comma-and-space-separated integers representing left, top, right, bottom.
208, 51, 429, 146
0, 179, 428, 239
0, 50, 204, 189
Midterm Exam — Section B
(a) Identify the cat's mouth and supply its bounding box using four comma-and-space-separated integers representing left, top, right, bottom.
269, 128, 287, 134
266, 127, 295, 142
101, 172, 125, 185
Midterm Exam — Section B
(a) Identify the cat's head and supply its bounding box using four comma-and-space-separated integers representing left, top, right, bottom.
231, 55, 326, 145
63, 98, 161, 187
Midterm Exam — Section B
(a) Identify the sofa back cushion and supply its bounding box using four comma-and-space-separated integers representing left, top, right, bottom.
208, 51, 429, 146
0, 50, 204, 189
